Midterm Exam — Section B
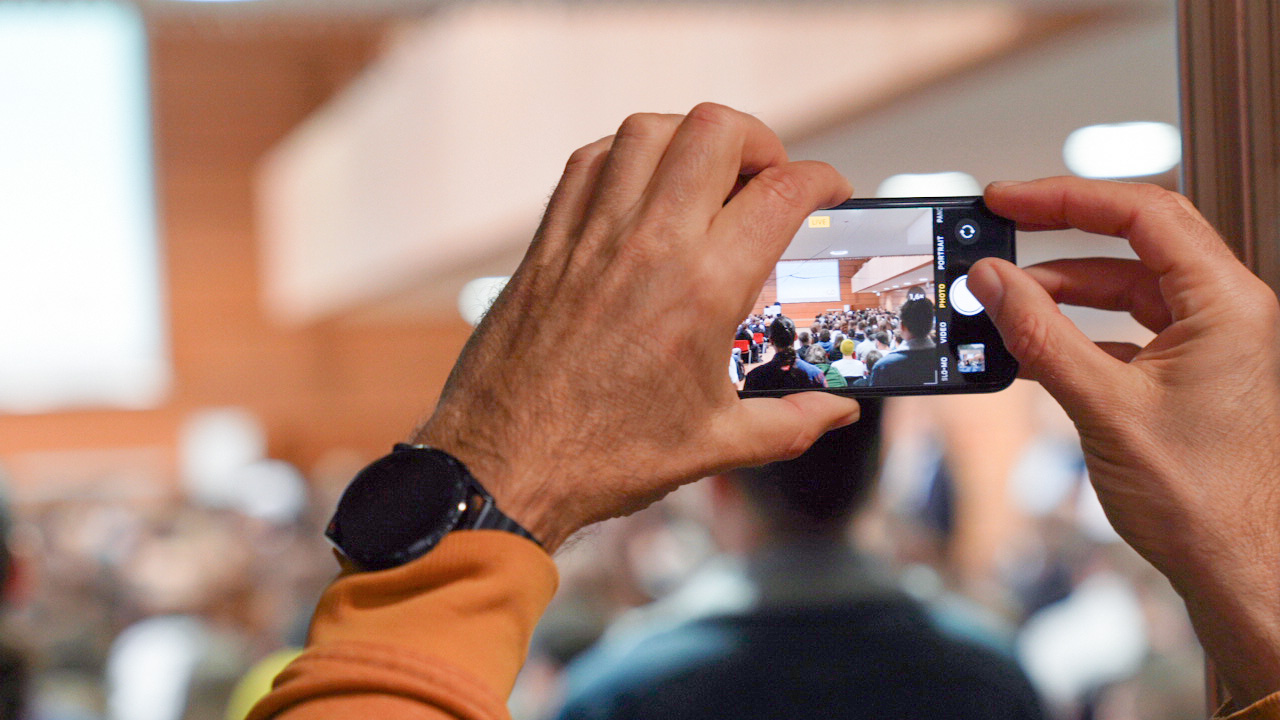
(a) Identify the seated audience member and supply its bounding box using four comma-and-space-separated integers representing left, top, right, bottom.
818, 329, 833, 353
736, 323, 759, 363
871, 298, 937, 386
873, 331, 892, 357
855, 327, 876, 361
797, 330, 812, 358
831, 339, 866, 383
248, 107, 1280, 720
554, 404, 1043, 720
805, 344, 847, 388
827, 333, 845, 362
743, 316, 826, 391
852, 350, 883, 387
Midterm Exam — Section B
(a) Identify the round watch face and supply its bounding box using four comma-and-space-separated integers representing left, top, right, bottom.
326, 448, 469, 570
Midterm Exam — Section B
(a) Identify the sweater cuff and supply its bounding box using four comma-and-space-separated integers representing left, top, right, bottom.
1216, 691, 1280, 719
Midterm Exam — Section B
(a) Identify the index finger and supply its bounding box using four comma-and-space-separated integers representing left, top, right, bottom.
640, 103, 790, 227
983, 178, 1246, 319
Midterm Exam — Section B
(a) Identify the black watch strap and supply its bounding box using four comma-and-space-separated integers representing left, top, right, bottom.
394, 443, 542, 546
457, 483, 541, 544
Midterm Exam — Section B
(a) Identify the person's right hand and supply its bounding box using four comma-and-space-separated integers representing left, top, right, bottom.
416, 104, 859, 555
966, 177, 1280, 707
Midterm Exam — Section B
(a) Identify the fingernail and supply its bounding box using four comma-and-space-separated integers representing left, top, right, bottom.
987, 181, 1026, 190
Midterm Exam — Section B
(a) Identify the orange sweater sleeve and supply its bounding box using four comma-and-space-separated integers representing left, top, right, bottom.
1217, 694, 1280, 720
247, 531, 559, 720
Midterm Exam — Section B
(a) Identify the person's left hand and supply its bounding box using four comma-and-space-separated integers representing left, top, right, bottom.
416, 104, 861, 552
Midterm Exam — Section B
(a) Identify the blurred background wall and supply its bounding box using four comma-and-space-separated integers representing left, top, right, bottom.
0, 1, 1209, 719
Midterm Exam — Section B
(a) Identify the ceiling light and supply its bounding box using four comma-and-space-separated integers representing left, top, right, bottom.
457, 276, 509, 327
876, 172, 981, 198
830, 250, 849, 256
1063, 122, 1181, 178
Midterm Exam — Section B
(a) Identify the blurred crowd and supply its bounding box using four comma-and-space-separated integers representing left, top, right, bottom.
0, 402, 1206, 720
735, 299, 934, 390
0, 452, 353, 720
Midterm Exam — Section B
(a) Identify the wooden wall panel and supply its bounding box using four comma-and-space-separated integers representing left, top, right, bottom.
0, 20, 476, 497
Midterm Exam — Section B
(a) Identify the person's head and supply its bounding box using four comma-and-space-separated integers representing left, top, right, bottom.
874, 331, 890, 348
864, 349, 883, 371
769, 316, 797, 351
840, 339, 856, 357
898, 298, 934, 340
819, 329, 831, 343
727, 401, 883, 542
805, 344, 829, 365
798, 331, 811, 346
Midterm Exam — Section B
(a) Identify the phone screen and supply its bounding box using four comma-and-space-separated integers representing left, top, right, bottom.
735, 196, 1016, 397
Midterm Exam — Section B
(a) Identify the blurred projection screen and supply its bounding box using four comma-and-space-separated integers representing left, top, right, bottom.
0, 2, 167, 413
776, 260, 841, 304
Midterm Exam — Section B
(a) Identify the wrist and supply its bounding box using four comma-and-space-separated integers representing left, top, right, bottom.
1179, 571, 1280, 706
414, 418, 574, 553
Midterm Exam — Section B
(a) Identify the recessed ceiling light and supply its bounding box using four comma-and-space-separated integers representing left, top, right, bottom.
830, 250, 849, 256
876, 172, 981, 198
457, 276, 510, 327
1063, 121, 1181, 178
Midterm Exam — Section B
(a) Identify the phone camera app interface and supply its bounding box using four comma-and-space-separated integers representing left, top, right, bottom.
740, 205, 943, 392
958, 343, 986, 373
955, 219, 980, 245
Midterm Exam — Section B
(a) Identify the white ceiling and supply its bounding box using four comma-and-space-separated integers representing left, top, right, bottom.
783, 207, 932, 261
791, 3, 1177, 344
247, 0, 1178, 348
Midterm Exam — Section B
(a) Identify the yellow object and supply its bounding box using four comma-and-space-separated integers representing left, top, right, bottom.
225, 648, 303, 720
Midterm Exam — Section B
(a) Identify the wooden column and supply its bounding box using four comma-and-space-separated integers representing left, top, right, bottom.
1178, 0, 1280, 290
1177, 1, 1280, 709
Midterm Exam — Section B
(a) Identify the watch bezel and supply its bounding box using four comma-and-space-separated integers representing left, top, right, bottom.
325, 445, 472, 571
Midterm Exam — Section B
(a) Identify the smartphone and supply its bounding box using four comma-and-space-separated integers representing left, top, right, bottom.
736, 196, 1016, 397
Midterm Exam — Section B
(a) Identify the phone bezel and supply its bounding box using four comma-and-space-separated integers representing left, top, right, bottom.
737, 195, 1017, 398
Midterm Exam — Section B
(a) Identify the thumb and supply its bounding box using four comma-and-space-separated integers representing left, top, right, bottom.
711, 393, 861, 470
968, 258, 1123, 413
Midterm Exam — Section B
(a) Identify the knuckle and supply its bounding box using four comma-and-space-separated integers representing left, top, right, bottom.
564, 141, 606, 174
1004, 309, 1056, 370
1245, 285, 1280, 332
1133, 184, 1190, 222
616, 112, 668, 141
685, 101, 736, 129
748, 166, 807, 209
780, 423, 822, 461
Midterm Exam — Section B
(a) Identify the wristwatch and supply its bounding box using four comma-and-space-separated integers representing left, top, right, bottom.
325, 443, 541, 571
